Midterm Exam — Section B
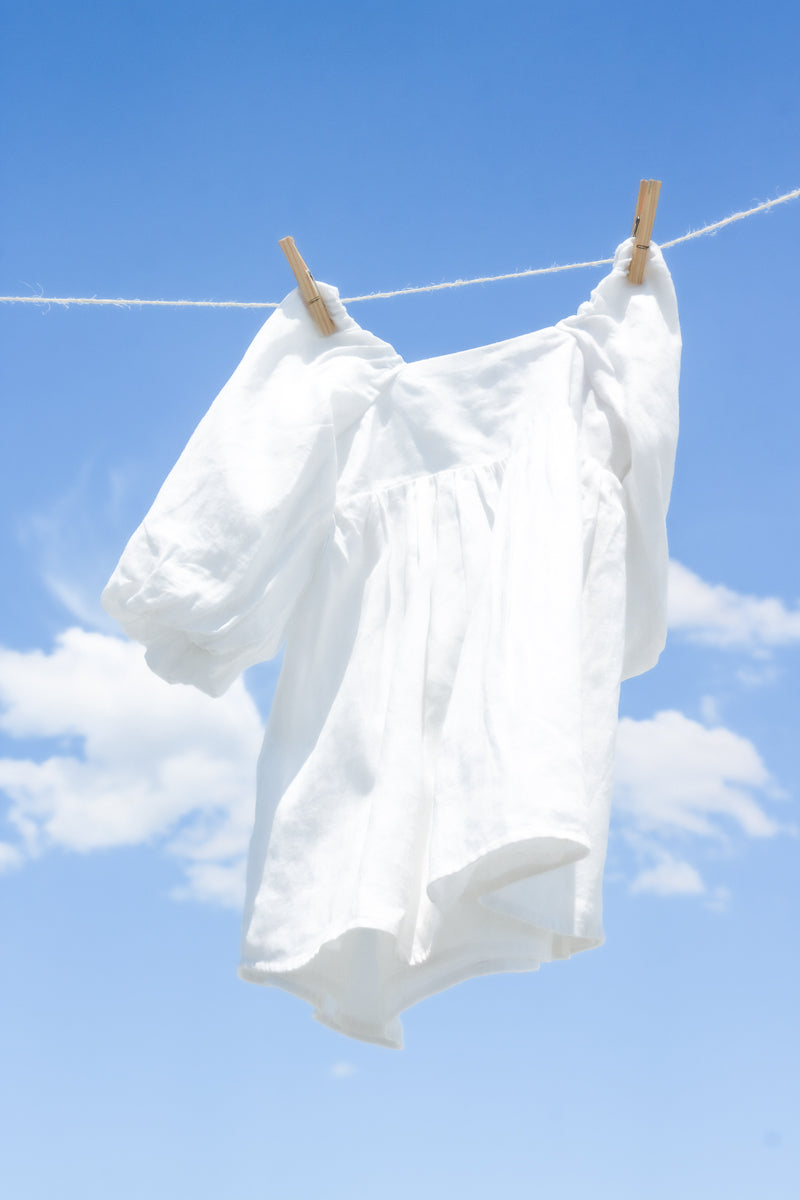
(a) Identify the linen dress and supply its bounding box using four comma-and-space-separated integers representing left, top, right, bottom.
102, 237, 680, 1047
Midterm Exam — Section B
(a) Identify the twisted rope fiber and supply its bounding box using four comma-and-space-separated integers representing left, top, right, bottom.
2, 188, 798, 310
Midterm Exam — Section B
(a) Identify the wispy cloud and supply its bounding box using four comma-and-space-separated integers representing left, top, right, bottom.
0, 628, 263, 905
330, 1061, 357, 1080
629, 854, 705, 896
0, 841, 24, 872
668, 560, 800, 651
19, 463, 150, 631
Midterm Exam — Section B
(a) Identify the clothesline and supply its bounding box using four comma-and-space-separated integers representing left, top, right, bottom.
1, 187, 798, 311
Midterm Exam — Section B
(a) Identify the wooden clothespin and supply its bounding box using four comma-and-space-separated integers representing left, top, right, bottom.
278, 236, 336, 335
628, 179, 661, 284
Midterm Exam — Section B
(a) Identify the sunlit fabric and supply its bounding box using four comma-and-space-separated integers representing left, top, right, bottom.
103, 238, 680, 1047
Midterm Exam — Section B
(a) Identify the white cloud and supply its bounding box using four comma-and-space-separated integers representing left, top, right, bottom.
615, 710, 785, 840
614, 709, 792, 904
171, 862, 250, 909
0, 628, 264, 905
630, 855, 705, 896
668, 560, 800, 651
630, 854, 732, 912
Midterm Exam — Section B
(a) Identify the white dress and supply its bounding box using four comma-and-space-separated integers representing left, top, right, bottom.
102, 238, 680, 1047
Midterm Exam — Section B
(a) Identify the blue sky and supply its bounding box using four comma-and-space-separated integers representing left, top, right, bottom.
1, 2, 799, 1197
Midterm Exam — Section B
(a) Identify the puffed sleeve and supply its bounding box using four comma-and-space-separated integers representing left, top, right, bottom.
561, 238, 681, 679
102, 288, 339, 697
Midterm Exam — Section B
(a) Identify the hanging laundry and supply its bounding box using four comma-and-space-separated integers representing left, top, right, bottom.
102, 237, 680, 1048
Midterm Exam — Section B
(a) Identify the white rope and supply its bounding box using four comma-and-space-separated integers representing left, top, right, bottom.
1, 187, 798, 311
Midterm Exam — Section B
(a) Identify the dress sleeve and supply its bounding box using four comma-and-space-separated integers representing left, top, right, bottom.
102, 290, 338, 697
561, 238, 681, 680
